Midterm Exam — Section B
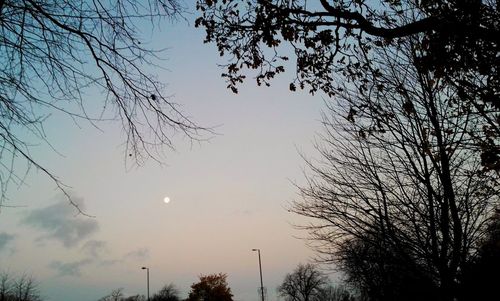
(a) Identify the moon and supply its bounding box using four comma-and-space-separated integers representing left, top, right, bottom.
163, 197, 171, 204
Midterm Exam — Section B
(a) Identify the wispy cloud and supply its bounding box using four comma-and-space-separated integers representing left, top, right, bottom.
81, 240, 108, 258
0, 232, 14, 251
22, 197, 98, 248
49, 259, 93, 277
49, 246, 151, 277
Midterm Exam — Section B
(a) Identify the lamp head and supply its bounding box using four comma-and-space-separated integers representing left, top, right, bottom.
141, 267, 147, 270
252, 249, 258, 251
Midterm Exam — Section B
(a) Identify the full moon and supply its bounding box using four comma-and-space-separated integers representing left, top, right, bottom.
163, 197, 170, 204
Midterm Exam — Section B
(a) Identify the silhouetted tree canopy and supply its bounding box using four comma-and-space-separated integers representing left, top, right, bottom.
278, 263, 329, 301
151, 283, 180, 301
122, 295, 146, 301
314, 284, 356, 301
97, 289, 148, 301
0, 0, 206, 208
338, 230, 439, 301
196, 0, 499, 171
0, 272, 41, 301
278, 264, 357, 301
186, 273, 233, 301
460, 208, 500, 301
291, 28, 498, 301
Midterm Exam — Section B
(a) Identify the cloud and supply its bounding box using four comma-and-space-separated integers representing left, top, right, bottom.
0, 232, 14, 251
124, 248, 150, 261
49, 246, 151, 277
81, 240, 126, 266
81, 240, 108, 258
22, 197, 98, 248
49, 259, 92, 277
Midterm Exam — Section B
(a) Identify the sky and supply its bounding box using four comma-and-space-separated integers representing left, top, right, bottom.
0, 4, 333, 301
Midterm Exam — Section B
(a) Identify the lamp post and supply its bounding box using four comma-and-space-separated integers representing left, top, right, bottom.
252, 248, 265, 301
141, 267, 150, 301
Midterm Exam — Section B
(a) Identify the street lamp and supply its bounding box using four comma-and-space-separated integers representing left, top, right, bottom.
141, 267, 150, 301
252, 248, 265, 301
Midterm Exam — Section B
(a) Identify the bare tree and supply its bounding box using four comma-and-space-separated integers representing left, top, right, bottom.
0, 272, 12, 301
123, 295, 147, 301
123, 295, 146, 301
0, 272, 41, 301
0, 0, 207, 208
12, 274, 40, 301
278, 263, 329, 301
337, 229, 439, 300
315, 285, 357, 301
151, 283, 180, 301
291, 34, 498, 300
460, 208, 500, 300
98, 288, 125, 301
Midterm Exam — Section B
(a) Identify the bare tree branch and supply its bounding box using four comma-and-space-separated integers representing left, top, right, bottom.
0, 0, 210, 209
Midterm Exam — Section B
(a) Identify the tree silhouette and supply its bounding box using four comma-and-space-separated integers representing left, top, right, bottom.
278, 263, 328, 301
314, 285, 356, 301
186, 273, 233, 301
98, 289, 125, 301
97, 289, 147, 301
338, 230, 439, 301
278, 264, 357, 301
0, 273, 11, 301
151, 283, 180, 301
290, 32, 498, 301
0, 272, 41, 301
460, 208, 500, 300
196, 0, 499, 171
122, 295, 146, 301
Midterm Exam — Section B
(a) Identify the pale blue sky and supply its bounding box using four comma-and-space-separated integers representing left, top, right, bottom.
0, 4, 333, 301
